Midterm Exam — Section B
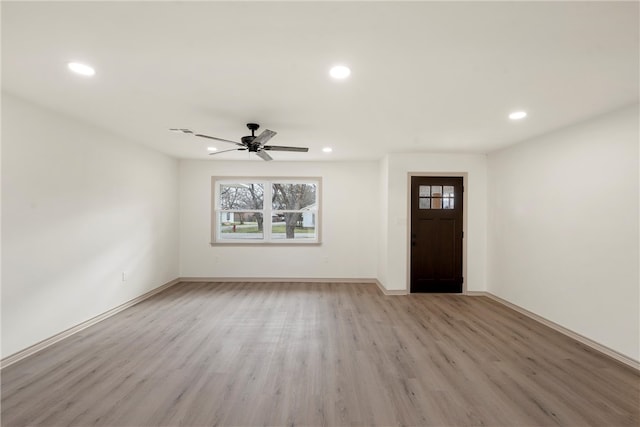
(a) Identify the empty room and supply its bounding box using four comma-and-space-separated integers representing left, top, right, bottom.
1, 1, 638, 426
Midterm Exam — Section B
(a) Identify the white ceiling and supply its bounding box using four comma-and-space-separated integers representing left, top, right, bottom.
2, 1, 638, 161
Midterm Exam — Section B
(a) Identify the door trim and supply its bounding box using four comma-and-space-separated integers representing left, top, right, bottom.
407, 172, 468, 294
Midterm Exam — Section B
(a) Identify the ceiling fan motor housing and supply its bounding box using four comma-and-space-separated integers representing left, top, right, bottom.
241, 135, 258, 151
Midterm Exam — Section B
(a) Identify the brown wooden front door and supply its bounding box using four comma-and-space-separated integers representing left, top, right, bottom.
410, 176, 463, 293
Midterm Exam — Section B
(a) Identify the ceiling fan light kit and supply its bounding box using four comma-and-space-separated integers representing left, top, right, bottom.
171, 123, 308, 161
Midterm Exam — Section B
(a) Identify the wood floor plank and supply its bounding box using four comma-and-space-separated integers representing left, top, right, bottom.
2, 282, 638, 426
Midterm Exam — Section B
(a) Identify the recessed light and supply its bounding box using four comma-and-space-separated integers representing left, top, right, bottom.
207, 147, 217, 152
509, 111, 527, 120
67, 62, 95, 76
329, 65, 351, 79
322, 147, 333, 153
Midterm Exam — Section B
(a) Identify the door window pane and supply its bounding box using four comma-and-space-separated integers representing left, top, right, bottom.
419, 198, 430, 209
443, 198, 454, 209
443, 186, 454, 197
419, 185, 431, 197
431, 186, 442, 197
431, 197, 442, 209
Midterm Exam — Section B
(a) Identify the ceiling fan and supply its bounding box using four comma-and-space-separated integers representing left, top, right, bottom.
170, 123, 309, 161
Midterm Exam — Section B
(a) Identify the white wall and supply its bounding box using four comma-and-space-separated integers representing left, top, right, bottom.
1, 93, 180, 358
380, 153, 488, 292
487, 104, 639, 361
377, 157, 390, 287
179, 160, 379, 279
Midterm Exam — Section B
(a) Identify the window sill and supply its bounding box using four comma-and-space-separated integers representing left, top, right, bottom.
210, 241, 322, 247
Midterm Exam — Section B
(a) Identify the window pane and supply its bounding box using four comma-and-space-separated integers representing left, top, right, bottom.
419, 185, 431, 197
272, 183, 317, 210
443, 186, 454, 197
431, 185, 442, 197
431, 197, 442, 209
218, 212, 264, 240
443, 198, 454, 209
272, 212, 316, 240
219, 183, 264, 210
419, 198, 431, 209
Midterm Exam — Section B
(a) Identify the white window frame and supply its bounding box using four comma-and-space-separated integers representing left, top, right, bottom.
211, 176, 322, 245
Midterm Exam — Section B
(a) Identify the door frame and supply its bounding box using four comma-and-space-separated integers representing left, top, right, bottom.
406, 172, 468, 294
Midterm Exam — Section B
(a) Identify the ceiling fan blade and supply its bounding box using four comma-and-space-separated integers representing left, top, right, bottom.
209, 148, 247, 156
194, 133, 244, 146
252, 129, 277, 146
169, 128, 194, 134
262, 145, 309, 152
256, 150, 273, 161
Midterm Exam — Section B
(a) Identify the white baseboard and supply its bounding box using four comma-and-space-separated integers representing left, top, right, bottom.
179, 277, 380, 284
374, 279, 408, 295
465, 291, 487, 296
467, 291, 639, 371
0, 278, 181, 370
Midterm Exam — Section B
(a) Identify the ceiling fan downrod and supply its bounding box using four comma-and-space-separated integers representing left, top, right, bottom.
246, 123, 259, 137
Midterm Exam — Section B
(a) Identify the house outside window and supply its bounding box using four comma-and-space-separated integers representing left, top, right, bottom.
211, 177, 321, 244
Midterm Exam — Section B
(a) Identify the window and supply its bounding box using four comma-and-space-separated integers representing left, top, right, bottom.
418, 185, 455, 209
212, 177, 321, 244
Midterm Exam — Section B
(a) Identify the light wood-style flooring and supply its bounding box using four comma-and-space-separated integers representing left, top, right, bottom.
2, 282, 639, 426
